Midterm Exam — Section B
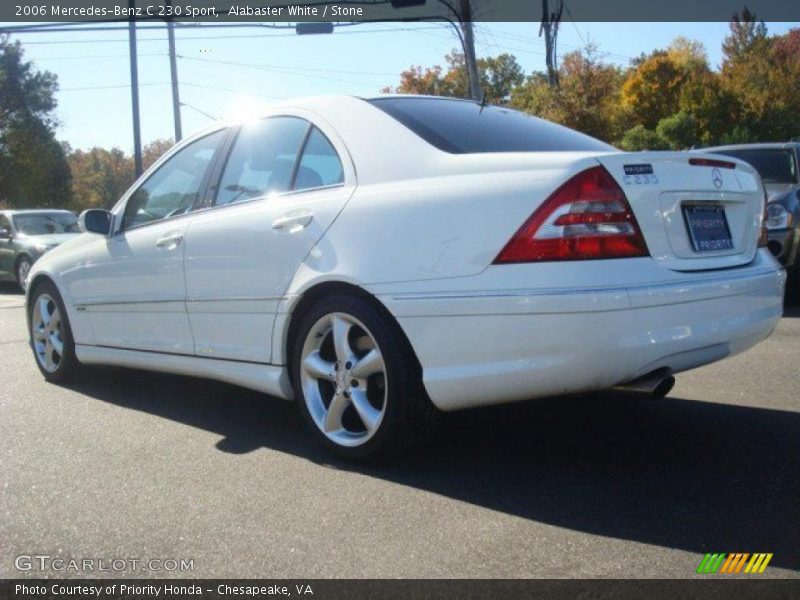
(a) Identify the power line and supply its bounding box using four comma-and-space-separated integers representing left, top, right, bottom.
180, 81, 286, 100
7, 24, 446, 45
179, 54, 397, 77
27, 51, 166, 62
180, 101, 218, 121
177, 55, 384, 89
59, 81, 170, 91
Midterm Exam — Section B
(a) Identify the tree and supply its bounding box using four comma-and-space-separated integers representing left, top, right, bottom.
67, 146, 133, 211
656, 111, 698, 149
718, 10, 778, 141
511, 45, 627, 142
66, 137, 174, 211
479, 54, 524, 102
384, 51, 524, 104
722, 8, 768, 60
0, 35, 71, 208
619, 125, 669, 151
142, 138, 174, 171
621, 51, 689, 130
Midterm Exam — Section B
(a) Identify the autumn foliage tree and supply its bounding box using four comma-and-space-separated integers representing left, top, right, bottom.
383, 51, 524, 104
67, 138, 174, 211
511, 45, 627, 143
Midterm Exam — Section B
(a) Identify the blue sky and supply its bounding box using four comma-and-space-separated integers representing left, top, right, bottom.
7, 20, 798, 152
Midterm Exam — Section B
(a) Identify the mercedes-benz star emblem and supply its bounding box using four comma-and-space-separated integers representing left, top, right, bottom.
712, 168, 723, 189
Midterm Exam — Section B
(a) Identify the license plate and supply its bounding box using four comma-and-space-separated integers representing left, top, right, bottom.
683, 204, 733, 252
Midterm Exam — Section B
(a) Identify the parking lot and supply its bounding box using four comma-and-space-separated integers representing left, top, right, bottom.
1, 283, 798, 579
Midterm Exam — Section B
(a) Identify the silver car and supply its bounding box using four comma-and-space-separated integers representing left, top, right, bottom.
0, 210, 80, 291
698, 143, 800, 297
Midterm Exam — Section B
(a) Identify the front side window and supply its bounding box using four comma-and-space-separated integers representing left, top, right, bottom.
123, 130, 224, 230
13, 212, 79, 235
215, 117, 310, 206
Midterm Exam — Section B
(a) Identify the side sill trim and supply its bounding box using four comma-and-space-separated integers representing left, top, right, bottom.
75, 344, 294, 400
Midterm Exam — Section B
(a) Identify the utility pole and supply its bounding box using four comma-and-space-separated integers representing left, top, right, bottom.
165, 0, 182, 142
457, 0, 481, 100
128, 0, 143, 176
539, 0, 564, 88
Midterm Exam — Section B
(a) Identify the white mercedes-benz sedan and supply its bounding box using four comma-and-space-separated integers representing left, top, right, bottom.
26, 95, 785, 459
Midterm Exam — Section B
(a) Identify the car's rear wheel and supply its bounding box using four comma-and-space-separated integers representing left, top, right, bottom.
28, 281, 81, 383
292, 293, 437, 461
16, 256, 32, 292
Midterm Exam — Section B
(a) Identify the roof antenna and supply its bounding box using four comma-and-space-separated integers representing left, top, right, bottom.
479, 88, 488, 113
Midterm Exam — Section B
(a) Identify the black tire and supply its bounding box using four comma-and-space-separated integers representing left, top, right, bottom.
16, 255, 32, 293
786, 263, 800, 307
291, 293, 438, 461
27, 280, 82, 383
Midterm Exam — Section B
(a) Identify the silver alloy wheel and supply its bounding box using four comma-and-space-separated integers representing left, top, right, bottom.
31, 293, 64, 373
17, 259, 31, 291
300, 312, 388, 447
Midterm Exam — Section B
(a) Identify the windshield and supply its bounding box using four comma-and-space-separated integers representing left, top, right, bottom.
13, 212, 80, 235
368, 97, 615, 154
715, 149, 798, 184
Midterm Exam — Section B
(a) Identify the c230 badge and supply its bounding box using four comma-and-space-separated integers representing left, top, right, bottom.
623, 163, 658, 185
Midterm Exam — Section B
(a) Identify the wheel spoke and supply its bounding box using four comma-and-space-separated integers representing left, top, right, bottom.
351, 348, 384, 378
33, 327, 46, 343
323, 392, 348, 432
44, 340, 56, 368
49, 333, 63, 355
303, 352, 336, 382
38, 297, 52, 326
331, 315, 353, 364
350, 389, 381, 433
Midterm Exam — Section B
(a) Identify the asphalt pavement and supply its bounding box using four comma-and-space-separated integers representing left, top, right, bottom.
1, 283, 798, 579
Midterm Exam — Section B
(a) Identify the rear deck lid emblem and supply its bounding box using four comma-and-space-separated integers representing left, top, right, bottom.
712, 168, 723, 189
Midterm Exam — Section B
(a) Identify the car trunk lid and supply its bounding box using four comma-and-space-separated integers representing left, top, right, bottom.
595, 152, 764, 272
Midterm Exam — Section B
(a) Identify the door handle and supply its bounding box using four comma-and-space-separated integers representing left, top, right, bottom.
272, 211, 314, 232
155, 233, 184, 250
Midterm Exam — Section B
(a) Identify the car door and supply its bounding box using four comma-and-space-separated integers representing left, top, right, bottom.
81, 129, 227, 354
183, 115, 354, 364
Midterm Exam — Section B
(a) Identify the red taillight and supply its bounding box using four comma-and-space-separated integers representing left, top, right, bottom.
493, 166, 649, 264
689, 157, 737, 170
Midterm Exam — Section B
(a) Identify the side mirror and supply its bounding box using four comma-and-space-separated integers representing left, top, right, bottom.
0, 228, 10, 240
79, 209, 112, 235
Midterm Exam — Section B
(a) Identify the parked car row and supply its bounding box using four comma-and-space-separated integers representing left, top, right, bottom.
0, 210, 80, 291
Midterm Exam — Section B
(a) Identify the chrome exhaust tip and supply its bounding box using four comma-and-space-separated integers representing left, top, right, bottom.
613, 370, 675, 397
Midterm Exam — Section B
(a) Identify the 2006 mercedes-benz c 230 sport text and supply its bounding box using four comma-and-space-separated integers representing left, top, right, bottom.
25, 96, 785, 459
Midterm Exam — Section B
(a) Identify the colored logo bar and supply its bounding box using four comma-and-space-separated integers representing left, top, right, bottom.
696, 553, 773, 574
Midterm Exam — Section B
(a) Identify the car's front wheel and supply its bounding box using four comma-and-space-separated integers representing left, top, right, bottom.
292, 293, 437, 461
16, 256, 32, 292
28, 281, 81, 383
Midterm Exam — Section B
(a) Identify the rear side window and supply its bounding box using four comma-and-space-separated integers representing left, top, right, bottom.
295, 127, 344, 191
368, 97, 615, 154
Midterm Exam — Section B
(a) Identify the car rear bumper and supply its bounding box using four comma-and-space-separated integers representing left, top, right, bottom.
383, 256, 785, 411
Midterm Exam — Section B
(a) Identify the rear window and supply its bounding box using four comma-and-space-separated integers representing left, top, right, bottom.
713, 149, 798, 184
368, 97, 615, 154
